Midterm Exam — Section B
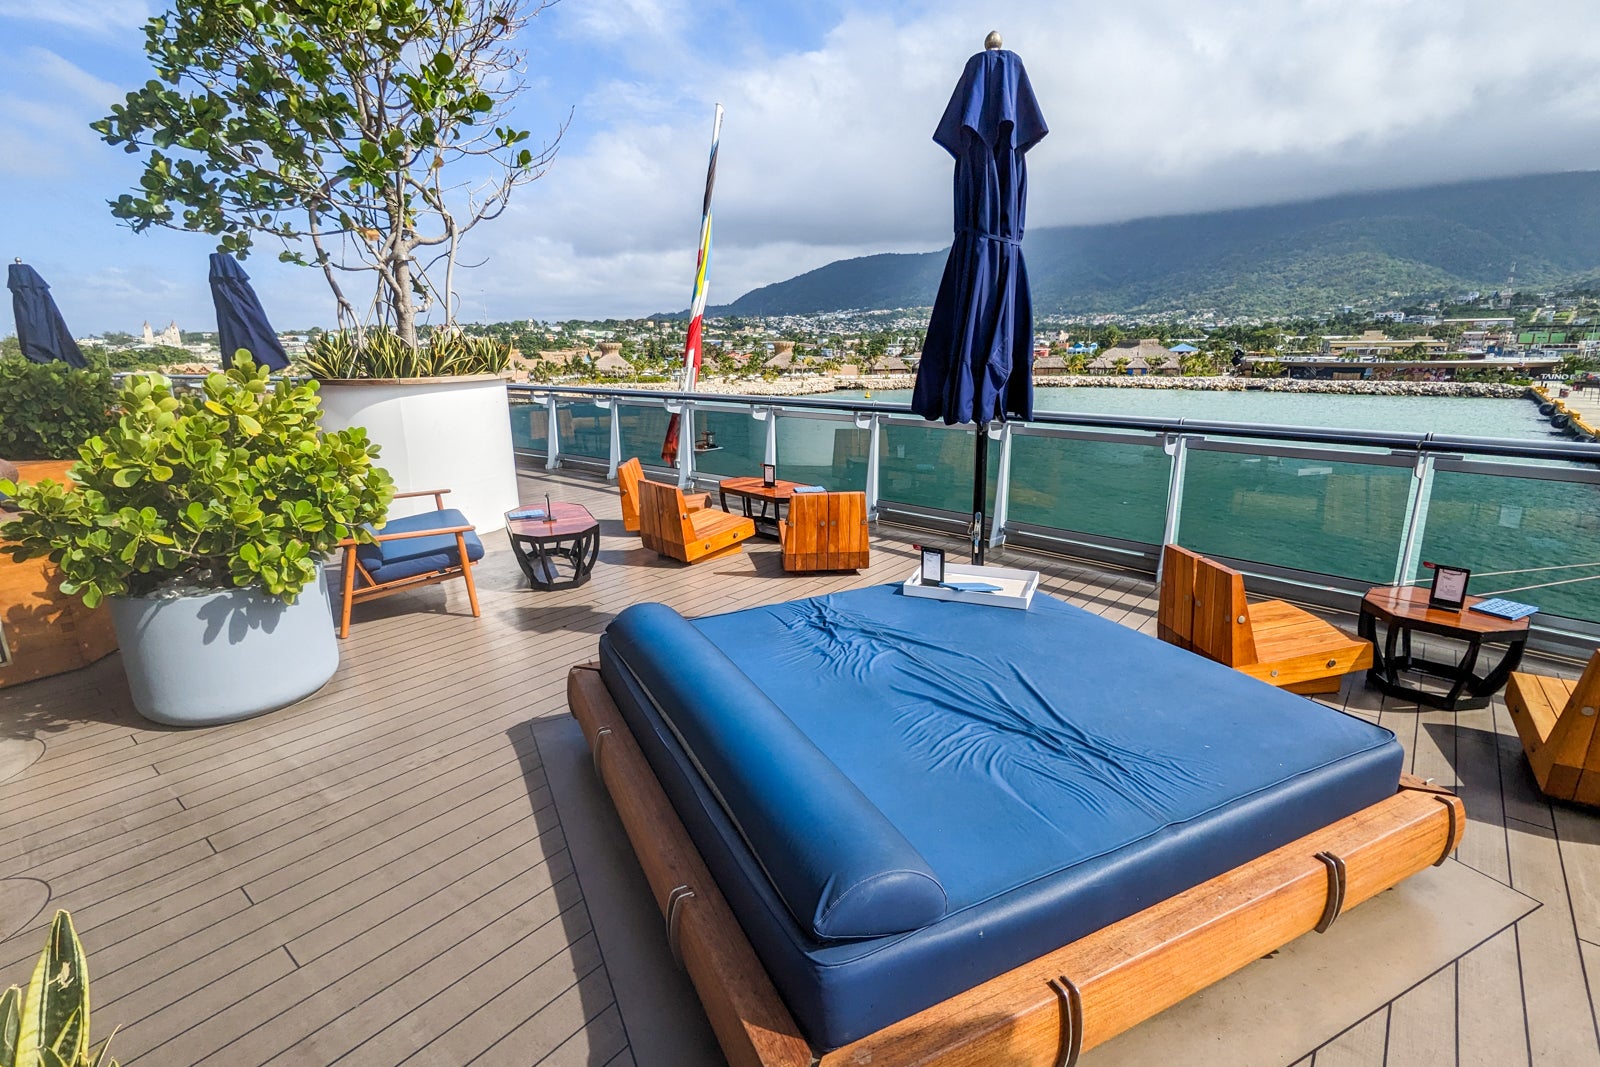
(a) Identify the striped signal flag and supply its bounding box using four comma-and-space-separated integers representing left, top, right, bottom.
663, 104, 724, 466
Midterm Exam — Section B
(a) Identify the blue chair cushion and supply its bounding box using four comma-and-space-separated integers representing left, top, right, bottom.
356, 508, 484, 585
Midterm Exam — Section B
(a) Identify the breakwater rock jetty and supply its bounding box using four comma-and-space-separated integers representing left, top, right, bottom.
570, 374, 1530, 401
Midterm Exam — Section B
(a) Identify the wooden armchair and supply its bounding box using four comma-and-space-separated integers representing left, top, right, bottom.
339, 489, 483, 638
636, 479, 754, 565
1506, 651, 1600, 805
617, 457, 709, 533
1157, 544, 1372, 694
777, 491, 870, 572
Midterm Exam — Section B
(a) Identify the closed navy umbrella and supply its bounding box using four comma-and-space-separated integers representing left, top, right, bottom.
209, 253, 289, 370
7, 262, 87, 368
911, 34, 1047, 564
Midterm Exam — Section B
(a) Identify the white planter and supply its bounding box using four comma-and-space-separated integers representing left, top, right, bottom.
109, 567, 339, 727
317, 375, 519, 533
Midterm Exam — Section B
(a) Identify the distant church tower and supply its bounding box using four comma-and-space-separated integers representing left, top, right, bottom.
142, 320, 154, 345
158, 321, 182, 347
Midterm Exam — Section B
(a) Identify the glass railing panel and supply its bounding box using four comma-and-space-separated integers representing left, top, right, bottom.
555, 400, 610, 461
508, 398, 546, 453
690, 407, 766, 479
1177, 447, 1412, 583
879, 422, 997, 513
1414, 467, 1600, 623
616, 403, 673, 467
775, 415, 868, 491
1006, 433, 1170, 545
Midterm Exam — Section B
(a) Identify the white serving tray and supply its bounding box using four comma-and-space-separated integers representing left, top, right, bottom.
901, 563, 1040, 610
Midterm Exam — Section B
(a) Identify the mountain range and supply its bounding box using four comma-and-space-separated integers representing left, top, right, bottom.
710, 171, 1600, 319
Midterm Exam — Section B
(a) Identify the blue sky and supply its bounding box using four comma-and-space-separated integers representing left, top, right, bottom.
5, 0, 1600, 335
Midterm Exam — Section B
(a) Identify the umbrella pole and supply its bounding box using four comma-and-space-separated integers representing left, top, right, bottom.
971, 427, 988, 566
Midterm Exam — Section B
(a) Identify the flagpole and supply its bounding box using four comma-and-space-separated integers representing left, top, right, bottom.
662, 104, 724, 467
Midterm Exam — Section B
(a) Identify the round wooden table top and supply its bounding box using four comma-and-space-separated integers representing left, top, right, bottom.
719, 476, 805, 501
1361, 584, 1530, 636
505, 501, 597, 539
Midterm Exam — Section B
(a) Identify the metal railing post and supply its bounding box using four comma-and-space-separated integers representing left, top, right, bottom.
677, 401, 696, 488
544, 396, 560, 470
763, 408, 779, 467
1156, 434, 1190, 584
604, 399, 621, 479
1393, 454, 1436, 586
989, 421, 1013, 552
859, 413, 881, 520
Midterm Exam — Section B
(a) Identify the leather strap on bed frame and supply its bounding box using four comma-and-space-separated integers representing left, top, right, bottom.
1313, 851, 1348, 933
1047, 975, 1084, 1067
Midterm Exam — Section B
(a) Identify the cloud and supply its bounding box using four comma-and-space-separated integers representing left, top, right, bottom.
21, 46, 122, 105
11, 0, 1600, 330
0, 50, 121, 178
0, 0, 150, 34
484, 0, 1600, 317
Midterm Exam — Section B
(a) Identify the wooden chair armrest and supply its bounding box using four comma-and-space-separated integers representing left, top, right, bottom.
340, 523, 476, 547
369, 524, 475, 541
392, 488, 451, 510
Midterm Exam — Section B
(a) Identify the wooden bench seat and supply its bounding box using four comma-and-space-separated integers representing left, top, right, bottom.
618, 457, 709, 533
777, 491, 869, 572
638, 479, 755, 564
1506, 651, 1600, 805
1158, 544, 1373, 695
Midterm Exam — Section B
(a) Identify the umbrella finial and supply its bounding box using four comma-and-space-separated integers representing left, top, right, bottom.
984, 30, 1003, 49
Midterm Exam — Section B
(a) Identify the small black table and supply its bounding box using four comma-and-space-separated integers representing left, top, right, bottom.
1358, 585, 1530, 711
505, 503, 600, 590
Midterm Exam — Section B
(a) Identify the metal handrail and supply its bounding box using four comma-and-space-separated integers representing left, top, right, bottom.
508, 383, 1600, 465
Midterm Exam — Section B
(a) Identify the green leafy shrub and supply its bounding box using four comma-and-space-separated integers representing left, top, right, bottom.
0, 357, 394, 608
0, 910, 119, 1067
0, 358, 117, 461
296, 329, 511, 379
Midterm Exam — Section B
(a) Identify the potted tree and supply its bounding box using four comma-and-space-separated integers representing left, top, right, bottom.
298, 328, 519, 533
0, 356, 120, 690
0, 358, 393, 726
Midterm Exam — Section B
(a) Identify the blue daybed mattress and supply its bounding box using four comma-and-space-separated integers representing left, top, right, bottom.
597, 584, 1402, 1050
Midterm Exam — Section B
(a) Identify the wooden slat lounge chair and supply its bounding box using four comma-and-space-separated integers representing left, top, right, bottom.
637, 478, 755, 565
338, 489, 483, 638
1157, 543, 1372, 694
1506, 650, 1600, 805
617, 457, 709, 533
777, 491, 870, 572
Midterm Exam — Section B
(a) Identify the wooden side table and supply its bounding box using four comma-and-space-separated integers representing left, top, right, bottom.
505, 503, 601, 590
718, 477, 805, 539
1358, 585, 1530, 711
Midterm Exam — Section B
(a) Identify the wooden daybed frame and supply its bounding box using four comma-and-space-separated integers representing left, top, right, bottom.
567, 664, 1464, 1067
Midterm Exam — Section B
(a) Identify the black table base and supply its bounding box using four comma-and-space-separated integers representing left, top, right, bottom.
719, 490, 786, 539
1357, 610, 1528, 711
507, 525, 600, 590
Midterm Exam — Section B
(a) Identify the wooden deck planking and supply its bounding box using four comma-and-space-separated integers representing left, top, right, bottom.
1, 463, 1598, 1065
1383, 967, 1455, 1067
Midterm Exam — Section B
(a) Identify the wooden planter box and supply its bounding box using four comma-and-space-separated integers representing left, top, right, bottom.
0, 460, 118, 689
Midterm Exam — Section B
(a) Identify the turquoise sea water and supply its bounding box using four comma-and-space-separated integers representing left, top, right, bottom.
833, 386, 1555, 439
515, 387, 1600, 622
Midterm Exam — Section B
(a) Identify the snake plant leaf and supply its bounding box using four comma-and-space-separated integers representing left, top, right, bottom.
17, 912, 91, 1067
1, 985, 20, 1067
